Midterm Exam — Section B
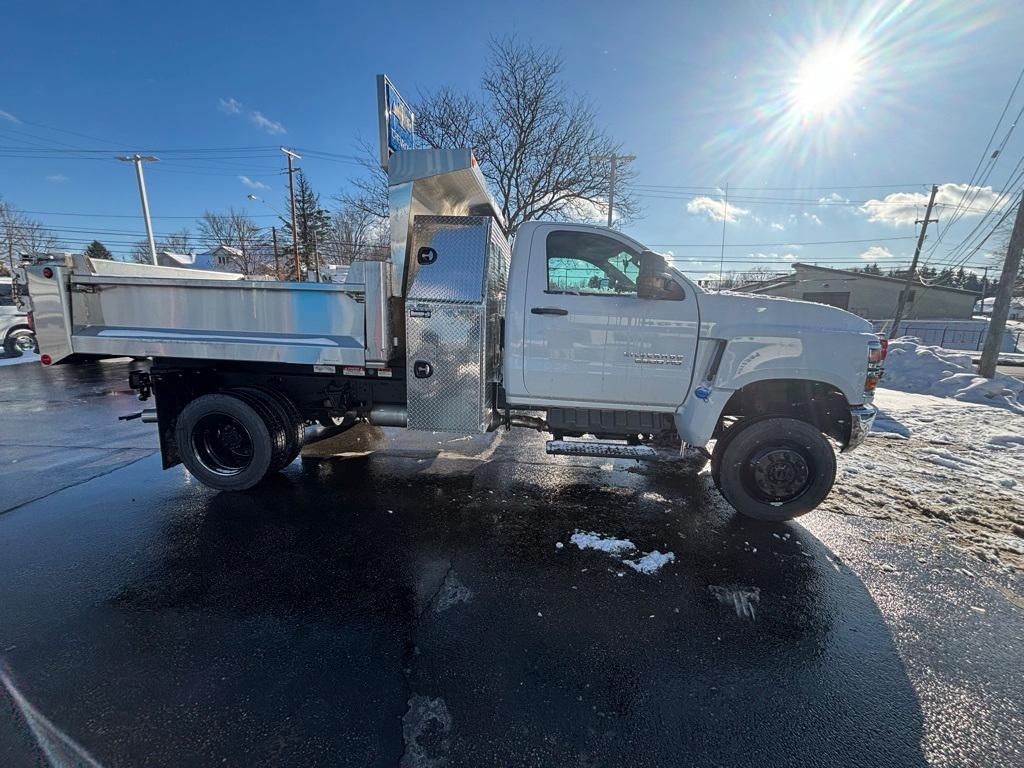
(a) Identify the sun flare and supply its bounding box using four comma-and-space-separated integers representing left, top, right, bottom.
790, 41, 862, 118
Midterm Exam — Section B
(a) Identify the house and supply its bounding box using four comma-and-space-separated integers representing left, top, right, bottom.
156, 245, 242, 272
738, 263, 978, 320
975, 295, 1024, 319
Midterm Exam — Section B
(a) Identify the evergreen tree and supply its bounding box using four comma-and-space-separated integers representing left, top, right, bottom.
282, 170, 332, 268
84, 240, 113, 261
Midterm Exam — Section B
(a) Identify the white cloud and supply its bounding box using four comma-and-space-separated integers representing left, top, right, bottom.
218, 98, 287, 135
803, 212, 823, 225
45, 174, 69, 183
748, 251, 799, 262
818, 192, 849, 205
0, 109, 20, 123
238, 175, 270, 191
860, 245, 895, 260
250, 111, 286, 135
860, 183, 1008, 227
686, 196, 749, 224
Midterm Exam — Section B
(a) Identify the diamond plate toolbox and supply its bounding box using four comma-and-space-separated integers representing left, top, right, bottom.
405, 216, 510, 433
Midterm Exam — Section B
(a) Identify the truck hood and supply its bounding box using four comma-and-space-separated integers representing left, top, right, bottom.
698, 291, 873, 335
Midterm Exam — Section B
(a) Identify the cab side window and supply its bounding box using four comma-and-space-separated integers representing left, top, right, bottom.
546, 231, 640, 296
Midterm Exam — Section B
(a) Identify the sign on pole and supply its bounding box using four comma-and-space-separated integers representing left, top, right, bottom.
377, 74, 416, 170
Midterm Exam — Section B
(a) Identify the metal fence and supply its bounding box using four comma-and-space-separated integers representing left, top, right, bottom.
892, 324, 1023, 353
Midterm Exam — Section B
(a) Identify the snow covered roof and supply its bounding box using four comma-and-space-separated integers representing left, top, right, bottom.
156, 251, 196, 267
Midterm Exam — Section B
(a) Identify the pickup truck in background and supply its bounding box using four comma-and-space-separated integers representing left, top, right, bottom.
1, 276, 36, 358
19, 148, 885, 521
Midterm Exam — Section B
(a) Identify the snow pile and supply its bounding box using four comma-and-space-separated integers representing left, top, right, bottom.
881, 339, 1024, 413
569, 530, 675, 575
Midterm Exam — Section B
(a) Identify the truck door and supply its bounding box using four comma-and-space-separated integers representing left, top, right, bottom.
522, 226, 698, 409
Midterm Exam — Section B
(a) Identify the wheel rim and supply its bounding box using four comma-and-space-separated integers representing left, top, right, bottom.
14, 334, 35, 352
191, 413, 254, 476
742, 444, 813, 503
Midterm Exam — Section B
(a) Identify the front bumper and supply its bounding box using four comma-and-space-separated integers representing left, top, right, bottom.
843, 404, 877, 452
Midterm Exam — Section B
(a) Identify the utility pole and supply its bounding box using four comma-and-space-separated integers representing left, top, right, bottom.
281, 147, 302, 280
271, 226, 281, 281
116, 154, 159, 265
889, 184, 939, 339
978, 266, 989, 315
979, 190, 1024, 377
592, 153, 635, 228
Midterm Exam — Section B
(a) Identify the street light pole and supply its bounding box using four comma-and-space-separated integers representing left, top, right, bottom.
116, 154, 159, 265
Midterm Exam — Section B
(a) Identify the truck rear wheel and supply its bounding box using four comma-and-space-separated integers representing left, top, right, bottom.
175, 393, 281, 491
713, 417, 836, 521
229, 387, 304, 471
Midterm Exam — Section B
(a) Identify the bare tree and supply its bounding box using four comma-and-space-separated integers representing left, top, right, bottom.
197, 209, 271, 276
324, 203, 389, 265
161, 228, 193, 255
414, 36, 638, 234
1, 199, 61, 273
335, 137, 389, 226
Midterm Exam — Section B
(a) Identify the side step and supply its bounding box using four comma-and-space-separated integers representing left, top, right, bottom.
545, 439, 658, 460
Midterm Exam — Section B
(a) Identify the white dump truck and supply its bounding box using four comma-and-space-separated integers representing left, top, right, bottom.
19, 146, 885, 521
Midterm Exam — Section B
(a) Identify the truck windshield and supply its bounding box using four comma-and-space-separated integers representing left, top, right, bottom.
545, 230, 640, 296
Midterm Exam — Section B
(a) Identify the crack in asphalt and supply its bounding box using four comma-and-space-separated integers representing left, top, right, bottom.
0, 450, 157, 517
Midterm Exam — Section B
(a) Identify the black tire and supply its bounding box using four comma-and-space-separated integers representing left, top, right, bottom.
226, 388, 294, 473
4, 328, 36, 358
175, 393, 280, 491
231, 386, 304, 471
714, 417, 836, 521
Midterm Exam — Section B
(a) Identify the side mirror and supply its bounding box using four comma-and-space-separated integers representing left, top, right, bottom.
637, 250, 684, 300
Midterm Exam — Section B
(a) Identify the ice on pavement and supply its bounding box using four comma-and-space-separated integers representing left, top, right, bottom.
708, 585, 760, 620
570, 531, 636, 554
624, 551, 675, 574
882, 338, 1024, 413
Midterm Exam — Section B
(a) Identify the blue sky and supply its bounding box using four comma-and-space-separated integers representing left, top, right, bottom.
2, 0, 1023, 279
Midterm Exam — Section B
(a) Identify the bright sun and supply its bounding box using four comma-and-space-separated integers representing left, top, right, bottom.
791, 41, 862, 117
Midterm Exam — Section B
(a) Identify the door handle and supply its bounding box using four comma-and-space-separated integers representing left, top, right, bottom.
531, 306, 568, 316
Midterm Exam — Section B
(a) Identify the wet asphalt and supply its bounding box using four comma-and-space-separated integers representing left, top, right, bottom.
0, 360, 1021, 767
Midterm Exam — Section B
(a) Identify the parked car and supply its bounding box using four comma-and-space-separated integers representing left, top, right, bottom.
0, 276, 36, 357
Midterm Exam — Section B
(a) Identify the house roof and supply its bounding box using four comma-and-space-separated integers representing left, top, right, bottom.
782, 263, 981, 296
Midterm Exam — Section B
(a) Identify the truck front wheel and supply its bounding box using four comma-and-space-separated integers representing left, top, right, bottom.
713, 417, 836, 521
175, 393, 281, 491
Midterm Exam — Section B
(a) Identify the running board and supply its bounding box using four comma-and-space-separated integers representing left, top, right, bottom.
545, 439, 657, 460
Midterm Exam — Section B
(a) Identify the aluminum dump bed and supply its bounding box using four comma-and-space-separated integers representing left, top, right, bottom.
23, 257, 386, 367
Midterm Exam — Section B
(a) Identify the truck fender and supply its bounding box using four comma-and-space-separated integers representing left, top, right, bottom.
673, 387, 729, 448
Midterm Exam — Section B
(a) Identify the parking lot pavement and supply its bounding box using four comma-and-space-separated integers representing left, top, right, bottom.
0, 361, 1021, 767
0, 358, 156, 512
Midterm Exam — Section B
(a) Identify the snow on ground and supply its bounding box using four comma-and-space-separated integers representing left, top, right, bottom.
570, 531, 636, 554
834, 387, 1024, 571
0, 352, 39, 368
569, 531, 675, 574
882, 338, 1024, 413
